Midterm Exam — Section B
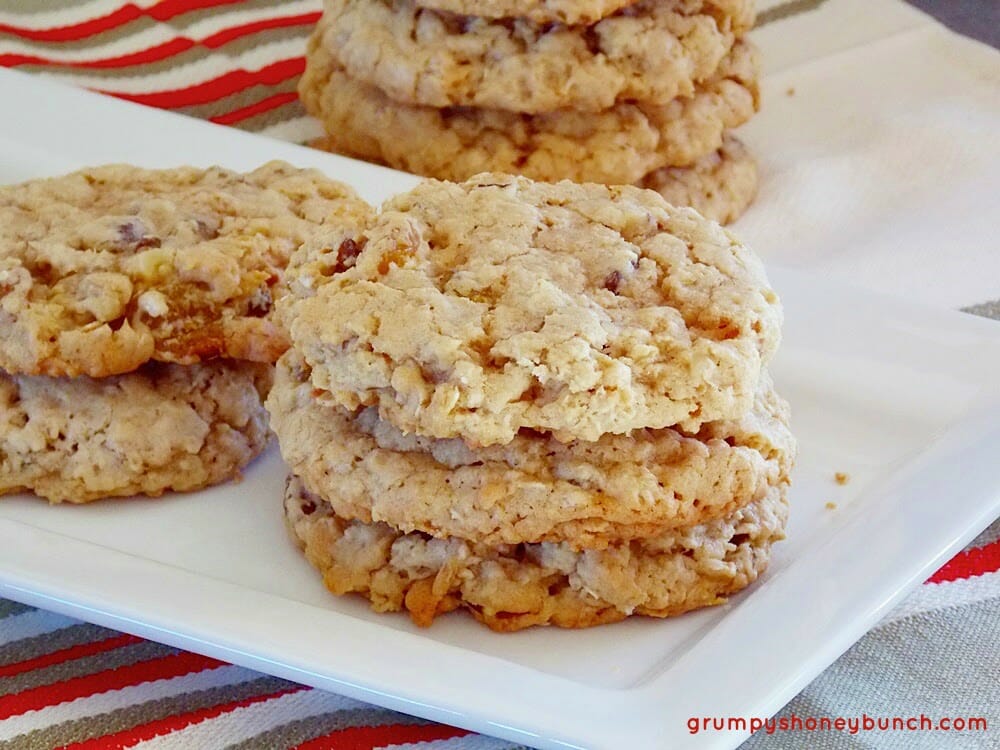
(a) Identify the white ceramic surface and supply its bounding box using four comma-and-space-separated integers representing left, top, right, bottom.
1, 68, 999, 750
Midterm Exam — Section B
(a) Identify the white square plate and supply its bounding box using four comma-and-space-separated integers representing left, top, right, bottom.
1, 68, 999, 750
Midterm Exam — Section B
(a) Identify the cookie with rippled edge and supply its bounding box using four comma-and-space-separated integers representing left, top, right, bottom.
0, 361, 272, 503
281, 173, 782, 444
0, 162, 369, 377
267, 350, 794, 546
641, 133, 758, 225
301, 32, 759, 185
322, 0, 751, 114
284, 474, 788, 631
415, 0, 754, 25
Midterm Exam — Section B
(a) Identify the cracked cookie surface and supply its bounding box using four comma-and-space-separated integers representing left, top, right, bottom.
301, 34, 759, 184
283, 173, 782, 444
268, 351, 794, 546
412, 0, 754, 26
285, 473, 788, 631
0, 161, 368, 377
1, 360, 272, 503
322, 0, 749, 113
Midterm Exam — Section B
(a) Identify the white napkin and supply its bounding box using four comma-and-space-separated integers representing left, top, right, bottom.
737, 0, 1000, 309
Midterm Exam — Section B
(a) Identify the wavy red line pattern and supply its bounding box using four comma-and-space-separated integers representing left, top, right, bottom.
58, 686, 307, 750
927, 538, 1000, 584
291, 722, 470, 750
0, 652, 226, 719
96, 56, 304, 107
0, 13, 321, 70
0, 0, 246, 42
0, 634, 142, 679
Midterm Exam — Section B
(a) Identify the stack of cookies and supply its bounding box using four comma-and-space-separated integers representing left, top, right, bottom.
299, 0, 761, 224
0, 162, 366, 503
269, 173, 795, 631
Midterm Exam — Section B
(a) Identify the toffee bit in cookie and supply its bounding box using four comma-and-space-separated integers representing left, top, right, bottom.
826, 502, 837, 510
117, 220, 145, 244
116, 220, 162, 251
246, 287, 273, 317
786, 86, 796, 96
336, 238, 363, 270
196, 218, 222, 240
603, 270, 622, 293
834, 472, 850, 486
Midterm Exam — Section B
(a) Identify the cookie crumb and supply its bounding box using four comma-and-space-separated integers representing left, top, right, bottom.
834, 472, 849, 485
786, 86, 796, 96
825, 502, 837, 510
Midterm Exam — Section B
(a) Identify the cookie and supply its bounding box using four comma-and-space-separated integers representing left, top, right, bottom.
640, 133, 758, 224
301, 35, 759, 185
0, 162, 368, 377
321, 0, 745, 114
0, 360, 272, 503
285, 474, 788, 631
268, 350, 794, 546
413, 0, 754, 26
283, 173, 782, 444
412, 0, 636, 24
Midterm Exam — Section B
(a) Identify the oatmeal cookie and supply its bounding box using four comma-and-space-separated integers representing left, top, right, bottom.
268, 351, 794, 546
413, 0, 754, 26
0, 162, 368, 377
640, 134, 758, 224
285, 474, 788, 630
284, 173, 782, 444
321, 0, 747, 113
0, 361, 272, 503
301, 35, 759, 184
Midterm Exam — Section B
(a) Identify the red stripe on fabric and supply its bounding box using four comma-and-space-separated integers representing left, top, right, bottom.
210, 91, 299, 125
292, 723, 470, 750
148, 0, 246, 22
59, 685, 306, 750
0, 652, 225, 720
0, 6, 141, 43
0, 0, 245, 43
0, 13, 321, 71
928, 538, 1000, 584
0, 634, 141, 679
202, 12, 322, 48
96, 56, 304, 108
0, 40, 194, 70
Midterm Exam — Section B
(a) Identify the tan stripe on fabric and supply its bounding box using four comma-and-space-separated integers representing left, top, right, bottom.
14, 25, 308, 81
0, 0, 81, 14
176, 75, 300, 120
166, 0, 309, 32
757, 0, 830, 26
0, 18, 159, 53
228, 97, 308, 133
0, 676, 293, 750
0, 601, 32, 622
221, 707, 426, 750
0, 640, 177, 696
0, 622, 118, 668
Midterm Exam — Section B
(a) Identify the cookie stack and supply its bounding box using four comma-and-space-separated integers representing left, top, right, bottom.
0, 162, 366, 503
299, 0, 760, 224
269, 174, 795, 631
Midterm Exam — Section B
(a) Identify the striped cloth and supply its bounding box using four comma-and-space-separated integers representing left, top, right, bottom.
1, 1, 999, 748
